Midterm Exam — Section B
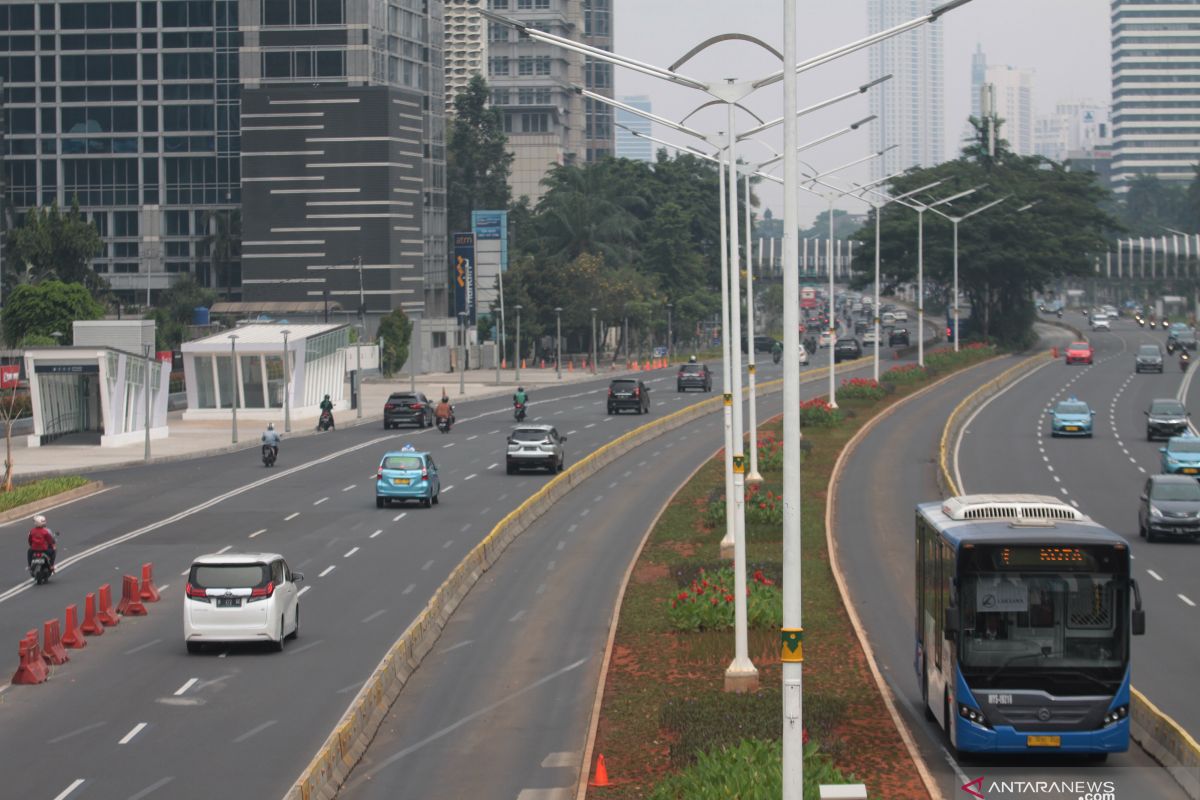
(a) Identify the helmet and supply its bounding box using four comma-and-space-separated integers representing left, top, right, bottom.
324, 394, 330, 400
33, 515, 46, 527
441, 396, 449, 403
267, 422, 275, 431
689, 354, 697, 363
518, 386, 524, 392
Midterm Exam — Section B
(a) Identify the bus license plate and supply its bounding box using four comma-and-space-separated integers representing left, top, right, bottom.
1027, 735, 1060, 747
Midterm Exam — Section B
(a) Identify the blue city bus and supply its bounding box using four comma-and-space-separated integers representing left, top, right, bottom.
915, 495, 1146, 755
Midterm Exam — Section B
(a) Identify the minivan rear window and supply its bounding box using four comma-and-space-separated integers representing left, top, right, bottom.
382, 455, 423, 470
611, 380, 636, 387
190, 563, 269, 589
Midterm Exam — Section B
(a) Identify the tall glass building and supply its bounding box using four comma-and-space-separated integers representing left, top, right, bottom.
1111, 0, 1200, 190
614, 95, 651, 162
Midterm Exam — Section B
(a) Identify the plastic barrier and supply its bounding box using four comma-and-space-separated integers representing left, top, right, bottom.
97, 583, 120, 626
42, 619, 69, 665
139, 563, 161, 602
80, 593, 105, 636
11, 631, 46, 684
61, 604, 86, 648
117, 575, 147, 616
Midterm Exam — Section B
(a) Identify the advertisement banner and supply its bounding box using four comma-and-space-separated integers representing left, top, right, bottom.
471, 211, 505, 240
0, 365, 19, 388
453, 232, 476, 325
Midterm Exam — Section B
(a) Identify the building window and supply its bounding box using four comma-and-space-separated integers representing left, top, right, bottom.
488, 56, 510, 77
521, 112, 548, 133
489, 22, 508, 43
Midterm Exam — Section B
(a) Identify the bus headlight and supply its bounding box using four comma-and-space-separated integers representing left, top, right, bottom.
1101, 705, 1128, 727
959, 704, 991, 728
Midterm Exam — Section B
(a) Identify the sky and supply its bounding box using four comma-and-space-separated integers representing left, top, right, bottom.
612, 0, 1111, 228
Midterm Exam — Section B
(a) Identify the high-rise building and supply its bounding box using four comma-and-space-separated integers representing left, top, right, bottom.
984, 65, 1035, 156
0, 1, 448, 319
1035, 102, 1111, 163
1111, 0, 1200, 190
970, 43, 987, 120
615, 96, 652, 162
444, 0, 487, 114
867, 0, 945, 180
582, 0, 613, 162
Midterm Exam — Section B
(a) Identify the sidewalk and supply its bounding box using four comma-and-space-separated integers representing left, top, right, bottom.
6, 364, 641, 479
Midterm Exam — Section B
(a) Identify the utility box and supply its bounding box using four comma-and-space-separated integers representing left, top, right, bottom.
73, 320, 155, 351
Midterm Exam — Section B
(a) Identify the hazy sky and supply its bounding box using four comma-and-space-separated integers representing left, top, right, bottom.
612, 0, 1111, 227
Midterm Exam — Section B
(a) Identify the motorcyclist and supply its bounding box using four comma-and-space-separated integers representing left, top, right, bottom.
27, 514, 56, 572
434, 395, 454, 428
261, 422, 281, 460
688, 354, 698, 364
1182, 349, 1192, 371
513, 386, 528, 407
319, 394, 335, 430
771, 340, 783, 363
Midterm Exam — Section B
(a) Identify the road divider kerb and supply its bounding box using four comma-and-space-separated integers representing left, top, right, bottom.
940, 347, 1200, 800
0, 480, 106, 526
284, 363, 902, 800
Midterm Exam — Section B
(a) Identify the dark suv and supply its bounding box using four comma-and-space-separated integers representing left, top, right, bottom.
676, 363, 712, 392
383, 392, 433, 429
608, 378, 650, 414
1139, 474, 1200, 542
1135, 344, 1164, 373
889, 328, 910, 347
1146, 398, 1190, 441
833, 338, 863, 363
1168, 329, 1198, 353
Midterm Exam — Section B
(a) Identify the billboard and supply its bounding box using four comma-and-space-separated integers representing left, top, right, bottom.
452, 232, 476, 325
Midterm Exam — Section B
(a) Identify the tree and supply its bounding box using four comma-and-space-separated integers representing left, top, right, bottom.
148, 275, 216, 350
1118, 174, 1190, 233
201, 209, 242, 301
531, 161, 645, 266
447, 75, 513, 234
0, 383, 26, 492
5, 201, 104, 289
3, 280, 105, 345
376, 308, 413, 377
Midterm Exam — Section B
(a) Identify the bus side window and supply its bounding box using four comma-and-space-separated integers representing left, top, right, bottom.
931, 530, 942, 666
915, 517, 924, 644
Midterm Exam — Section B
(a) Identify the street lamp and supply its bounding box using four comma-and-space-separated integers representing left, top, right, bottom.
590, 307, 598, 375
666, 302, 673, 365
281, 328, 291, 433
144, 344, 153, 462
929, 196, 1009, 351
355, 325, 364, 419
514, 305, 522, 384
457, 311, 467, 396
554, 307, 563, 380
228, 334, 239, 444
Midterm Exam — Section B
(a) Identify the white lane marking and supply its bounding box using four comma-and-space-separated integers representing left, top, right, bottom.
118, 723, 148, 744
467, 435, 478, 441
285, 512, 300, 521
361, 609, 386, 623
541, 752, 580, 769
465, 473, 478, 481
47, 721, 106, 744
604, 417, 613, 422
488, 463, 499, 470
1047, 465, 1054, 473
249, 528, 267, 538
1069, 500, 1079, 508
585, 423, 596, 429
443, 442, 456, 448
1180, 594, 1197, 607
342, 484, 356, 492
52, 780, 86, 800
127, 777, 175, 800
158, 584, 169, 594
1042, 456, 1049, 462
298, 586, 311, 597
580, 508, 590, 517
174, 678, 199, 696
537, 583, 547, 595
440, 639, 473, 655
370, 529, 383, 538
567, 524, 577, 533
421, 560, 434, 571
318, 566, 336, 578
516, 790, 572, 800
1060, 488, 1068, 495
443, 539, 454, 549
232, 720, 277, 743
637, 460, 647, 467
123, 638, 162, 656
573, 405, 583, 410
622, 470, 631, 478
313, 497, 328, 506
443, 485, 455, 493
1053, 475, 1061, 483
547, 561, 556, 571
402, 583, 416, 595
593, 495, 604, 503
488, 429, 500, 435
393, 512, 407, 522
556, 541, 566, 551
216, 545, 232, 554
509, 610, 526, 622
181, 569, 189, 576
1147, 570, 1164, 582
344, 547, 359, 558
1139, 467, 1147, 474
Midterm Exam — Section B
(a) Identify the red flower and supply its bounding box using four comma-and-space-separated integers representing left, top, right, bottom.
710, 596, 720, 606
753, 569, 764, 581
724, 593, 735, 603
677, 591, 689, 601
803, 727, 810, 744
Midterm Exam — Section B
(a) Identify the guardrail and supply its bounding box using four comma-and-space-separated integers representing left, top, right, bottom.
938, 348, 1200, 800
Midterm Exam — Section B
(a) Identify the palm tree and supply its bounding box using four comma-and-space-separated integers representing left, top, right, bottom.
534, 163, 643, 265
201, 209, 242, 300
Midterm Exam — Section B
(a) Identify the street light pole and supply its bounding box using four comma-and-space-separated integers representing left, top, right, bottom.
514, 305, 522, 384
144, 344, 152, 462
458, 311, 467, 396
928, 196, 1007, 351
228, 334, 239, 444
355, 327, 363, 419
591, 307, 598, 375
744, 172, 762, 485
555, 307, 563, 380
666, 302, 673, 365
281, 329, 291, 433
827, 196, 838, 407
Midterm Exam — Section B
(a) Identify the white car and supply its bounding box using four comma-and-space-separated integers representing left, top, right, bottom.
818, 331, 835, 348
1091, 314, 1111, 331
893, 309, 910, 322
184, 552, 303, 653
862, 330, 880, 348
799, 343, 810, 365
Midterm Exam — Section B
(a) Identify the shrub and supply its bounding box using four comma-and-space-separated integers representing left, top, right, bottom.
0, 476, 89, 512
756, 433, 783, 471
668, 567, 781, 631
703, 487, 784, 528
647, 738, 853, 800
838, 377, 886, 401
799, 397, 842, 427
883, 363, 927, 385
672, 560, 783, 588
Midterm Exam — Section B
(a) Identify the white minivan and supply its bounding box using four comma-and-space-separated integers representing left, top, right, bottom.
1091, 313, 1111, 331
184, 552, 303, 653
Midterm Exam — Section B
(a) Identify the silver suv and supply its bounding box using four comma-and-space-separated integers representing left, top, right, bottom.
506, 425, 567, 474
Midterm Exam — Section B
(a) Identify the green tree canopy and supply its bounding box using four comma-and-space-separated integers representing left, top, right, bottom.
148, 275, 216, 350
5, 202, 104, 289
377, 308, 413, 377
447, 75, 513, 234
3, 280, 105, 345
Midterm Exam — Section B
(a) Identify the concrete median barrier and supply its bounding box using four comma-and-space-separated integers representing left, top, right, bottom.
939, 349, 1200, 800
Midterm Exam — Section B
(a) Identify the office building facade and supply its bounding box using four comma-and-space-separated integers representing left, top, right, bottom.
985, 64, 1035, 156
867, 0, 945, 180
581, 0, 611, 162
1111, 0, 1200, 190
615, 95, 651, 162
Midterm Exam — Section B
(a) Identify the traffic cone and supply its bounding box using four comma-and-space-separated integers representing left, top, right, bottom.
521, 359, 526, 369
501, 358, 507, 369
568, 360, 574, 372
590, 753, 610, 787
540, 359, 545, 369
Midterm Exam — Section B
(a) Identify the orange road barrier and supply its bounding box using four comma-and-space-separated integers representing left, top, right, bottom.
96, 584, 121, 627
1051, 346, 1058, 358
42, 619, 69, 665
590, 753, 610, 787
61, 604, 86, 649
11, 631, 47, 684
521, 359, 526, 369
501, 358, 507, 369
140, 563, 161, 602
117, 575, 148, 617
80, 593, 105, 636
540, 359, 545, 369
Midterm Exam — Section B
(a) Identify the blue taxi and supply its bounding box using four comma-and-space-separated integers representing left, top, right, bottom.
1160, 435, 1200, 477
375, 445, 440, 508
1048, 397, 1095, 437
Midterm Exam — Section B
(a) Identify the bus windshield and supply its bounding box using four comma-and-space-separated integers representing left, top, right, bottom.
957, 545, 1128, 689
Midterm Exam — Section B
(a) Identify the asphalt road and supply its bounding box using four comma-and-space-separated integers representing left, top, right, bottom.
957, 314, 1200, 740
833, 347, 1186, 800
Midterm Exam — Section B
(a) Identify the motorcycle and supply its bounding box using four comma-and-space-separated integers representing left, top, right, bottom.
1056, 309, 1063, 319
436, 413, 453, 433
513, 402, 527, 422
1137, 317, 1145, 327
1182, 351, 1192, 372
772, 349, 781, 365
29, 541, 55, 585
262, 444, 277, 467
317, 410, 334, 432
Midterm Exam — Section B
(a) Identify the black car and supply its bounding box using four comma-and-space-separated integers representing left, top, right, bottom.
383, 392, 433, 429
607, 378, 650, 414
853, 320, 868, 335
1146, 398, 1190, 441
888, 328, 910, 347
1168, 329, 1198, 353
833, 338, 863, 363
1139, 474, 1200, 542
1135, 344, 1164, 373
676, 363, 713, 392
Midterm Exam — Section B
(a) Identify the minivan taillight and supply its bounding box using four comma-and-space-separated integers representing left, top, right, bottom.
608, 388, 613, 396
384, 403, 395, 410
634, 387, 640, 396
421, 468, 428, 478
185, 583, 210, 603
377, 469, 383, 480
248, 581, 274, 603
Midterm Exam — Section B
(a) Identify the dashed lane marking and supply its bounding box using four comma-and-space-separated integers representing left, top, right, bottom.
118, 723, 148, 745
393, 512, 407, 522
298, 586, 311, 597
314, 497, 328, 506
421, 560, 434, 571
174, 678, 199, 696
285, 512, 300, 521
344, 547, 359, 558
318, 566, 335, 578
370, 529, 383, 538
216, 545, 232, 554
509, 610, 526, 622
1180, 594, 1196, 608
342, 485, 356, 492
249, 529, 267, 538
402, 583, 416, 595
52, 779, 85, 800
1147, 570, 1164, 582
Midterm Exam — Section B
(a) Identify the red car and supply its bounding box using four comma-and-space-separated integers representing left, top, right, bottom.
1065, 341, 1094, 365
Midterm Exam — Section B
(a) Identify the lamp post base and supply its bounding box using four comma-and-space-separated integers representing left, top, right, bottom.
746, 471, 764, 486
719, 536, 734, 560
724, 662, 760, 693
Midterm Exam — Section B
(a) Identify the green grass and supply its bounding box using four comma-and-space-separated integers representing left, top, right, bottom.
0, 476, 90, 513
